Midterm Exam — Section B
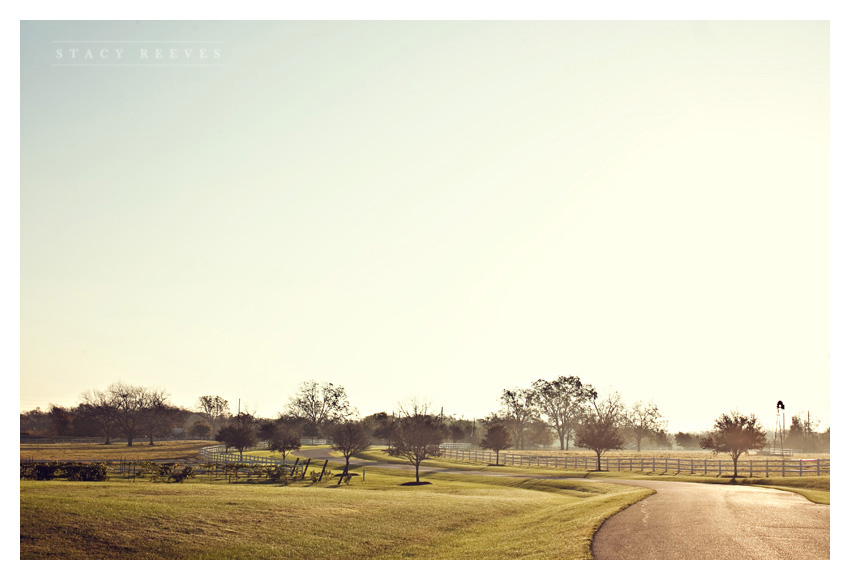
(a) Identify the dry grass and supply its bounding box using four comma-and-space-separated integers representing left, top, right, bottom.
20, 471, 650, 559
20, 440, 212, 462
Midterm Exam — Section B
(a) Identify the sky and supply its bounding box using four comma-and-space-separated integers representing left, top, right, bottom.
17, 18, 834, 434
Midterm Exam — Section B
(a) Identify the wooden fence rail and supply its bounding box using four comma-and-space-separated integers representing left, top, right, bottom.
199, 445, 299, 467
440, 449, 829, 477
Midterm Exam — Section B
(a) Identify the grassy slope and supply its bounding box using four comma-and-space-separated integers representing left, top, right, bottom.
20, 472, 650, 560
350, 447, 830, 504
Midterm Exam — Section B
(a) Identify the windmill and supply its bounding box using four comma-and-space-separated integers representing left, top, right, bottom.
773, 400, 786, 455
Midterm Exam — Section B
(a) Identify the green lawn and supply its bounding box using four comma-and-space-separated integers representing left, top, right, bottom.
20, 469, 650, 560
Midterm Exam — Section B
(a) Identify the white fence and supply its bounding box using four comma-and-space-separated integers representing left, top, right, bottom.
199, 445, 300, 468
441, 448, 830, 477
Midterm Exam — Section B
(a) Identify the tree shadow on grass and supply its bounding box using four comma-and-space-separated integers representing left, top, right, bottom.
400, 481, 433, 486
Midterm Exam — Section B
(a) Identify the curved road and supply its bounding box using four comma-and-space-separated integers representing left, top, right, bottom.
591, 479, 829, 560
297, 449, 830, 560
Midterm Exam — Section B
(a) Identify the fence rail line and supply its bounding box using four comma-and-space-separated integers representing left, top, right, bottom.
441, 449, 829, 477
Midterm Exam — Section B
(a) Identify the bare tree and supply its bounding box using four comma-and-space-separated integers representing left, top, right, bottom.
624, 400, 667, 452
700, 411, 767, 478
286, 381, 353, 436
574, 390, 625, 470
197, 395, 230, 436
107, 382, 149, 446
330, 421, 372, 476
500, 388, 538, 450
140, 389, 176, 445
79, 390, 118, 444
532, 376, 596, 450
386, 401, 445, 483
479, 423, 512, 465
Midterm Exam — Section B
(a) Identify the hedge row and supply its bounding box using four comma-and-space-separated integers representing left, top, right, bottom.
20, 461, 108, 481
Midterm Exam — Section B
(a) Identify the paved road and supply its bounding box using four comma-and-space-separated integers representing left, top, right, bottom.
297, 449, 830, 560
591, 479, 829, 560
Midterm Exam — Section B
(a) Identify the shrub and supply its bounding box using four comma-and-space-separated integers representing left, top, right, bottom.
64, 462, 108, 481
170, 466, 194, 483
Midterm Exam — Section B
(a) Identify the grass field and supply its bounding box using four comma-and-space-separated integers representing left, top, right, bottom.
20, 440, 212, 462
19, 441, 829, 559
20, 469, 650, 559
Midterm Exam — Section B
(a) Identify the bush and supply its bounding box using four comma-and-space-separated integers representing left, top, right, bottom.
64, 462, 108, 481
170, 466, 194, 483
20, 461, 107, 481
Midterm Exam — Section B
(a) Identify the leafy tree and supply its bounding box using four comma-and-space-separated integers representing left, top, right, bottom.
286, 381, 353, 436
787, 412, 820, 453
574, 391, 625, 470
700, 411, 767, 478
330, 421, 371, 476
651, 429, 673, 450
48, 405, 74, 436
385, 401, 445, 483
500, 388, 538, 450
532, 376, 596, 450
197, 395, 230, 435
20, 408, 53, 437
267, 424, 302, 461
448, 424, 466, 444
526, 419, 554, 447
215, 412, 258, 458
624, 400, 667, 452
362, 412, 394, 444
189, 420, 211, 439
479, 423, 512, 465
674, 431, 701, 450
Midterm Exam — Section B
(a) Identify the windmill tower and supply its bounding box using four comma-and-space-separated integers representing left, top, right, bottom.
773, 400, 786, 455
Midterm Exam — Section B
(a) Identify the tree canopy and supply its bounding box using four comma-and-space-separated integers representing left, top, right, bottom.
700, 411, 767, 478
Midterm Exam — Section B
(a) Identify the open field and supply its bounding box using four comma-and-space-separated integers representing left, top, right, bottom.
20, 469, 650, 559
343, 447, 830, 504
20, 440, 212, 462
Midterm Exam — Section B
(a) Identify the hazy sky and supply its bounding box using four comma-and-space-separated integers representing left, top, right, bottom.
19, 20, 830, 433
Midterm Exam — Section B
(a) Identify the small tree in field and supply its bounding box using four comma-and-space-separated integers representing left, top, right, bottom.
268, 424, 302, 461
330, 421, 371, 476
215, 413, 257, 459
480, 423, 512, 465
574, 392, 625, 470
700, 411, 767, 479
386, 402, 445, 483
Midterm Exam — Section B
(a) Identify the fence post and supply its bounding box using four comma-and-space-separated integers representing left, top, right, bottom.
749, 460, 753, 478
782, 459, 785, 477
798, 460, 802, 477
817, 459, 820, 476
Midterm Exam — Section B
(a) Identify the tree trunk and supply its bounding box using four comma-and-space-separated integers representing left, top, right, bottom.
415, 462, 420, 483
596, 451, 602, 471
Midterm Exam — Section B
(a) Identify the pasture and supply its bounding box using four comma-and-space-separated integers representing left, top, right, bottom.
20, 467, 650, 559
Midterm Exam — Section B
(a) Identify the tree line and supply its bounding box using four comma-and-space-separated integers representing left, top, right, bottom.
20, 376, 829, 480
